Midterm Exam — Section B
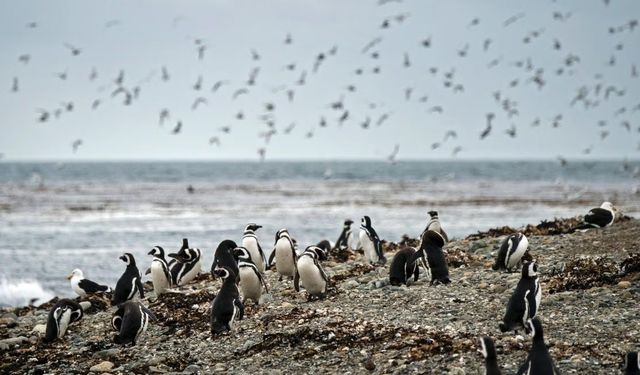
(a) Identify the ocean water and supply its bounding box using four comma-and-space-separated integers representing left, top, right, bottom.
0, 160, 638, 307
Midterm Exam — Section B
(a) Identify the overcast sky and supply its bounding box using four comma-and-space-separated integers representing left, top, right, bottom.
1, 0, 639, 161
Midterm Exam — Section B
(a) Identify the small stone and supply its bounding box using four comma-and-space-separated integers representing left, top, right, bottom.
31, 324, 47, 334
363, 357, 376, 371
79, 301, 92, 311
183, 364, 201, 374
478, 282, 488, 289
0, 336, 28, 350
0, 313, 18, 328
280, 302, 294, 308
92, 349, 120, 359
341, 280, 360, 290
89, 361, 114, 372
618, 281, 631, 289
259, 293, 274, 304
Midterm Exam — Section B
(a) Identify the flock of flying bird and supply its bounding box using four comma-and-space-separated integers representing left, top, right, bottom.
4, 1, 640, 164
41, 201, 639, 374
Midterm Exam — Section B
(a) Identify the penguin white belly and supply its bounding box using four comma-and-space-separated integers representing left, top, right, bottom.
239, 267, 262, 303
177, 260, 201, 286
359, 231, 377, 263
275, 242, 296, 277
150, 261, 170, 296
70, 278, 86, 297
297, 257, 326, 295
243, 238, 265, 273
57, 310, 72, 339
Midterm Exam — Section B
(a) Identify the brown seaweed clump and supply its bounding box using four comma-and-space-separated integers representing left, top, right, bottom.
445, 248, 476, 268
547, 256, 619, 294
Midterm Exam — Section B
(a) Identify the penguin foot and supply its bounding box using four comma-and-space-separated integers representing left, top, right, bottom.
499, 323, 509, 333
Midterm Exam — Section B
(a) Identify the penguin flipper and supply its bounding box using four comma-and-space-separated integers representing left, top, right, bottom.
234, 298, 245, 320
268, 249, 276, 269
257, 242, 266, 267
136, 276, 144, 299
140, 304, 157, 322
294, 270, 300, 292
413, 265, 420, 282
257, 271, 269, 293
515, 359, 530, 375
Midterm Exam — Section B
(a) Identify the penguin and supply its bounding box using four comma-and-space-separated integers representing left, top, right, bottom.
359, 216, 386, 265
294, 246, 329, 301
492, 233, 529, 272
422, 210, 449, 243
268, 228, 298, 280
147, 246, 172, 297
316, 239, 333, 255
389, 247, 419, 286
111, 301, 157, 345
211, 240, 240, 282
478, 336, 502, 375
572, 201, 617, 231
624, 352, 640, 375
333, 219, 354, 251
67, 268, 111, 297
516, 318, 561, 375
242, 223, 267, 273
44, 299, 83, 342
500, 261, 541, 334
210, 266, 244, 335
112, 253, 144, 306
168, 239, 202, 286
234, 247, 269, 304
412, 229, 450, 285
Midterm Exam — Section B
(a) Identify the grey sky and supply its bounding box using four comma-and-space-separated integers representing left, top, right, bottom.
1, 0, 639, 161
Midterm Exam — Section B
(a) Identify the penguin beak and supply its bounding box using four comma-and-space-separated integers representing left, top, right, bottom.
119, 255, 127, 262
147, 249, 155, 255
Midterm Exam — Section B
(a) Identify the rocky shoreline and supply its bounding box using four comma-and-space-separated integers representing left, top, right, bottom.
1, 217, 639, 374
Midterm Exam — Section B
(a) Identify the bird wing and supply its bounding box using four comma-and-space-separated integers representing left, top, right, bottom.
584, 207, 613, 227
78, 279, 109, 293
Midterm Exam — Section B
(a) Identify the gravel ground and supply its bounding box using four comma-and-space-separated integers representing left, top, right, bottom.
1, 217, 639, 374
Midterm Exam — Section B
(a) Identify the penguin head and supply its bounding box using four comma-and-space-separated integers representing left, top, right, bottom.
245, 223, 262, 232
522, 261, 538, 278
213, 266, 236, 280
361, 216, 372, 228
304, 246, 327, 260
344, 219, 353, 227
119, 253, 135, 266
428, 210, 439, 218
148, 246, 164, 257
67, 268, 83, 280
527, 317, 544, 340
478, 336, 497, 360
180, 238, 189, 250
275, 228, 289, 241
624, 352, 640, 371
233, 247, 252, 262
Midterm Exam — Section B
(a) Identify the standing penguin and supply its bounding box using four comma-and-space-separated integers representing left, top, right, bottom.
210, 267, 244, 335
492, 233, 529, 272
412, 229, 450, 285
422, 210, 449, 243
112, 253, 144, 306
67, 269, 111, 297
516, 318, 561, 375
359, 216, 386, 265
168, 241, 202, 286
572, 201, 617, 231
389, 247, 419, 286
624, 352, 640, 375
234, 247, 269, 304
111, 301, 157, 345
242, 223, 266, 273
44, 299, 84, 342
294, 246, 329, 301
333, 219, 354, 251
500, 261, 541, 334
268, 228, 297, 280
479, 336, 502, 375
148, 246, 172, 297
211, 240, 240, 281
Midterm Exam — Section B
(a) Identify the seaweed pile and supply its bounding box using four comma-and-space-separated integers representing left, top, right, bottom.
546, 253, 640, 293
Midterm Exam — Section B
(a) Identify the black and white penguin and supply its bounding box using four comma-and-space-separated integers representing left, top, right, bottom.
111, 301, 157, 345
268, 228, 297, 280
112, 253, 144, 306
389, 247, 419, 286
422, 210, 449, 243
148, 246, 172, 297
572, 201, 617, 231
67, 268, 111, 297
500, 261, 541, 334
359, 216, 386, 265
479, 336, 502, 375
242, 223, 267, 273
210, 266, 244, 335
168, 239, 202, 286
516, 318, 561, 375
44, 299, 84, 342
211, 240, 240, 282
234, 247, 269, 304
492, 233, 529, 272
624, 352, 640, 375
412, 229, 450, 285
333, 219, 354, 251
316, 239, 333, 255
294, 246, 329, 301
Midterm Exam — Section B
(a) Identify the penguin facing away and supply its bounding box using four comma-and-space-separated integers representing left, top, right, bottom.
424, 210, 449, 243
334, 219, 354, 251
500, 261, 541, 334
211, 240, 240, 282
147, 246, 172, 297
44, 299, 84, 342
268, 228, 298, 280
389, 247, 419, 286
67, 268, 111, 297
234, 247, 269, 304
316, 239, 333, 255
624, 352, 640, 375
572, 201, 617, 231
294, 246, 329, 301
493, 233, 529, 272
112, 253, 144, 306
412, 229, 450, 285
210, 267, 244, 335
168, 241, 202, 286
478, 336, 502, 375
359, 216, 386, 265
111, 301, 157, 345
242, 223, 267, 273
516, 318, 561, 375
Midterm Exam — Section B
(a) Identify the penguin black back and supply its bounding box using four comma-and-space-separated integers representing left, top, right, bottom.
416, 230, 450, 285
624, 352, 640, 375
44, 299, 83, 342
112, 301, 156, 346
500, 261, 540, 334
210, 267, 244, 335
479, 336, 502, 375
389, 247, 419, 286
112, 253, 144, 306
211, 240, 240, 280
516, 318, 561, 375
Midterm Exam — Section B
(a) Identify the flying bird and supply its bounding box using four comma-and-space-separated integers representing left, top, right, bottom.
192, 97, 207, 110
11, 77, 18, 92
209, 136, 220, 146
71, 139, 83, 153
64, 43, 82, 56
172, 121, 182, 134
387, 144, 400, 164
161, 66, 170, 81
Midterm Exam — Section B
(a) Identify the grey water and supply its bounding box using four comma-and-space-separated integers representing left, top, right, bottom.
0, 160, 638, 307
